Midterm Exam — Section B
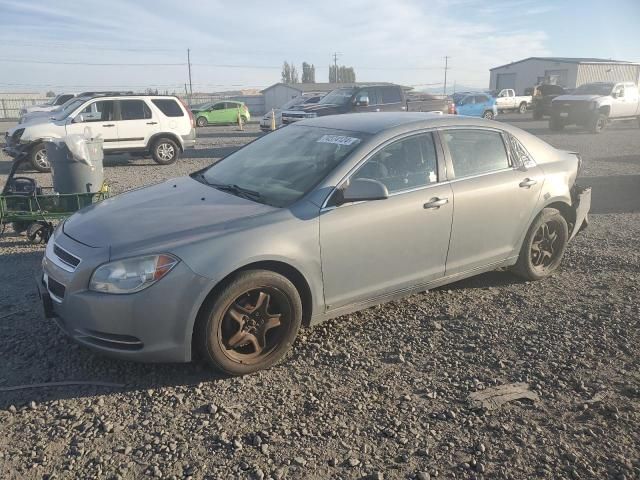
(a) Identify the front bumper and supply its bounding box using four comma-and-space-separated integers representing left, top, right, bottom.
569, 185, 591, 240
38, 232, 211, 363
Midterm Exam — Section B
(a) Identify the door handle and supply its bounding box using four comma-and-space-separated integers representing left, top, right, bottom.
519, 178, 537, 188
146, 121, 158, 125
102, 124, 115, 127
423, 197, 449, 209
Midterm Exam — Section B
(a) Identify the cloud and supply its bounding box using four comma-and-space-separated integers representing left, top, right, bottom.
0, 0, 550, 92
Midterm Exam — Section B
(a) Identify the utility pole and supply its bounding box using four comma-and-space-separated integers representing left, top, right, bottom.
187, 48, 193, 103
443, 56, 450, 96
332, 52, 341, 82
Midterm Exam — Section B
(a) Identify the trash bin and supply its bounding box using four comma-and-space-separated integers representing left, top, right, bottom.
46, 135, 104, 194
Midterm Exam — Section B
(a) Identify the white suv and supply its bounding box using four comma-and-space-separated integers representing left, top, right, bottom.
4, 94, 196, 172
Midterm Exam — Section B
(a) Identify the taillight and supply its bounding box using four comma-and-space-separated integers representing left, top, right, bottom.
448, 103, 456, 115
179, 98, 195, 128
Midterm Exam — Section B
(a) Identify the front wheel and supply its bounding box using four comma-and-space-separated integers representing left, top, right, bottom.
194, 270, 302, 375
151, 138, 180, 165
482, 110, 494, 120
589, 113, 607, 134
196, 116, 208, 127
30, 143, 50, 172
518, 102, 527, 114
513, 208, 569, 281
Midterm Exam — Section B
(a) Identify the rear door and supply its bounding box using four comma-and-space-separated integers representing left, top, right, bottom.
223, 102, 240, 122
116, 99, 158, 149
440, 128, 544, 275
65, 100, 119, 147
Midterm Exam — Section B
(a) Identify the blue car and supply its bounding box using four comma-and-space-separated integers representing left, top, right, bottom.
451, 92, 497, 119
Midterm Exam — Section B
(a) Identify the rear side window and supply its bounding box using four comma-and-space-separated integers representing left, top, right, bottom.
151, 99, 184, 117
473, 95, 489, 104
508, 134, 535, 168
119, 100, 152, 120
443, 129, 510, 178
380, 86, 402, 104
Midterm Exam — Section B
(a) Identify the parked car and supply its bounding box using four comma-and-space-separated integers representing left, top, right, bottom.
450, 92, 498, 119
260, 94, 323, 132
37, 113, 590, 375
19, 93, 77, 117
4, 94, 196, 171
282, 84, 407, 124
549, 82, 640, 133
192, 101, 250, 127
531, 84, 567, 120
19, 92, 134, 124
489, 89, 532, 114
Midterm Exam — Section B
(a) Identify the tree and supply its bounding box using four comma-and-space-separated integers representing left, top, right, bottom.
329, 65, 356, 83
45, 91, 56, 97
302, 62, 316, 83
281, 61, 299, 84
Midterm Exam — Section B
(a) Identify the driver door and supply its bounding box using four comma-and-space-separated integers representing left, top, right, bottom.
205, 103, 227, 124
352, 88, 380, 113
65, 100, 119, 146
319, 132, 453, 310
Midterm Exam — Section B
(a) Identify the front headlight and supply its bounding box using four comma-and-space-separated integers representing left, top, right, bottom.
305, 112, 317, 118
89, 254, 179, 294
12, 128, 25, 142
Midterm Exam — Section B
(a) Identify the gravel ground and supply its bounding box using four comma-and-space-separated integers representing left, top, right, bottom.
0, 116, 638, 480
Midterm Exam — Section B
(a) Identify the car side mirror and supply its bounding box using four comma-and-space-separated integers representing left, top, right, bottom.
339, 178, 388, 204
355, 97, 369, 107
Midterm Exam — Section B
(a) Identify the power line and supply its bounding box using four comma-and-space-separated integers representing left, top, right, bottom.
0, 58, 185, 66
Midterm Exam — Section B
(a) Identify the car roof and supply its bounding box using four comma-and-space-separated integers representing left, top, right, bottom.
294, 112, 506, 135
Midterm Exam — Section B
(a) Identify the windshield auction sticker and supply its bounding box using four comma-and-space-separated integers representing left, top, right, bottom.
317, 135, 361, 146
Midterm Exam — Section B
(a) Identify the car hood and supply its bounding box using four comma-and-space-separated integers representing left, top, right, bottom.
63, 176, 277, 250
552, 94, 603, 102
298, 103, 342, 115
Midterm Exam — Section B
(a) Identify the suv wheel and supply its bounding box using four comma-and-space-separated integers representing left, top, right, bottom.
194, 270, 302, 375
151, 138, 180, 165
196, 116, 208, 127
30, 143, 50, 172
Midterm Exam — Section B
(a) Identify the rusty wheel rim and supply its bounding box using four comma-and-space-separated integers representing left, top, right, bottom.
218, 286, 291, 364
531, 220, 561, 269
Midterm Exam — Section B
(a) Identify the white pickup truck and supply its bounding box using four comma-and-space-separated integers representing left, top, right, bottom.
490, 88, 532, 114
549, 81, 640, 133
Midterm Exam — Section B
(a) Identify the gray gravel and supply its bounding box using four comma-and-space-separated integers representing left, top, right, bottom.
1, 116, 639, 479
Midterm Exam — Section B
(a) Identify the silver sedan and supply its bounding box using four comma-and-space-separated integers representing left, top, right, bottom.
38, 113, 591, 375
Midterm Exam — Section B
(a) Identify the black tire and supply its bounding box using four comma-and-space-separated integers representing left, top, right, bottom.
518, 102, 527, 114
482, 110, 494, 120
11, 221, 30, 234
589, 113, 607, 134
549, 116, 564, 131
533, 109, 543, 120
195, 270, 302, 375
196, 116, 208, 127
513, 208, 569, 281
27, 222, 51, 244
151, 138, 180, 165
29, 143, 50, 172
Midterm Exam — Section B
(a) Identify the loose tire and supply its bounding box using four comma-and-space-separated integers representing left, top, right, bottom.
549, 116, 564, 131
513, 208, 569, 281
30, 143, 50, 172
482, 110, 494, 120
518, 102, 527, 114
195, 270, 302, 375
196, 116, 208, 127
151, 138, 180, 165
589, 113, 607, 134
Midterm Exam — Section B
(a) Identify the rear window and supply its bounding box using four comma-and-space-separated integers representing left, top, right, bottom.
151, 98, 185, 117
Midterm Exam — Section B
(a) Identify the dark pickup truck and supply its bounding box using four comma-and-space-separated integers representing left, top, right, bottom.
281, 84, 451, 124
531, 84, 566, 120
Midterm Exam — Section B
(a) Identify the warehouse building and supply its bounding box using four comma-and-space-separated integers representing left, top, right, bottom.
489, 57, 640, 94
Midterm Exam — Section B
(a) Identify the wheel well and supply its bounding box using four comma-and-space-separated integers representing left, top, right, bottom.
545, 201, 575, 230
519, 101, 527, 106
599, 105, 610, 116
191, 261, 314, 354
148, 133, 183, 152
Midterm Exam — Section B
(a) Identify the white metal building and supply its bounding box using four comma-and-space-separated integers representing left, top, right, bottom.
489, 57, 640, 94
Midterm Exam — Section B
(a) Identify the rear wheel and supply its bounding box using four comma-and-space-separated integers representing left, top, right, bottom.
196, 116, 208, 127
513, 208, 568, 281
589, 113, 607, 134
482, 110, 494, 120
30, 143, 50, 172
151, 138, 180, 165
195, 270, 302, 375
518, 102, 527, 114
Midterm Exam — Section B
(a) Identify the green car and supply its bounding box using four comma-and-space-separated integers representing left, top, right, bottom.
192, 101, 250, 127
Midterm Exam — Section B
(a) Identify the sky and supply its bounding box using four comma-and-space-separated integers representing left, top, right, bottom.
0, 0, 639, 94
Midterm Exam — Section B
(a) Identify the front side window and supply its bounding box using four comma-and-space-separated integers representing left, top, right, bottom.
119, 100, 152, 120
443, 129, 509, 178
77, 100, 115, 122
352, 133, 438, 193
212, 102, 226, 110
320, 88, 356, 105
200, 126, 368, 207
380, 86, 402, 104
355, 89, 376, 105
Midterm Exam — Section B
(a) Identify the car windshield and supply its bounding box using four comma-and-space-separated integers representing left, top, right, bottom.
280, 97, 305, 110
320, 88, 355, 105
199, 125, 368, 207
573, 83, 614, 95
52, 98, 86, 120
